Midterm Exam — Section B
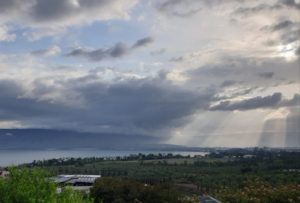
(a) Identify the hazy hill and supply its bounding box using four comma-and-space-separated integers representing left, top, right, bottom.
0, 129, 161, 150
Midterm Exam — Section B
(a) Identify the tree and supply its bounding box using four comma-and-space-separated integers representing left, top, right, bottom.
215, 178, 300, 203
0, 168, 92, 203
90, 177, 191, 203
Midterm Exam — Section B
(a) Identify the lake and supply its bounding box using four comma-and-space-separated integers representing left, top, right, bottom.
0, 149, 208, 167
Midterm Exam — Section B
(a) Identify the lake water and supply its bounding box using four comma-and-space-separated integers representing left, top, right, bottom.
0, 149, 208, 167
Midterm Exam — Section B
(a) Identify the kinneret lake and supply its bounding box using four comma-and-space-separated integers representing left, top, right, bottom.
0, 149, 208, 167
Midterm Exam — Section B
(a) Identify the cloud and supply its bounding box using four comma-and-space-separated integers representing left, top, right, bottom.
280, 0, 300, 9
31, 45, 61, 57
0, 0, 138, 39
234, 3, 281, 16
210, 93, 283, 111
258, 72, 274, 79
0, 0, 24, 15
28, 0, 137, 24
234, 0, 300, 16
210, 92, 300, 111
296, 47, 300, 56
186, 57, 300, 89
66, 37, 153, 61
262, 19, 299, 47
220, 80, 237, 87
268, 20, 296, 31
0, 0, 299, 148
66, 43, 129, 61
280, 29, 299, 44
280, 94, 300, 107
0, 25, 16, 42
156, 0, 203, 17
150, 48, 166, 55
132, 37, 153, 49
0, 75, 215, 135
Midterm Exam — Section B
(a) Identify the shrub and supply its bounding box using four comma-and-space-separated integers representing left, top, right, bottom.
0, 168, 92, 203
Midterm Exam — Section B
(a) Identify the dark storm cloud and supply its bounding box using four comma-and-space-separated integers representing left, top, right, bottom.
258, 72, 274, 79
66, 42, 128, 61
280, 0, 300, 9
210, 92, 300, 111
0, 0, 136, 32
29, 0, 79, 22
210, 93, 283, 111
0, 80, 71, 121
0, 76, 214, 134
74, 80, 213, 130
132, 37, 153, 49
0, 79, 22, 98
269, 20, 295, 31
28, 0, 128, 23
0, 0, 21, 13
66, 37, 153, 61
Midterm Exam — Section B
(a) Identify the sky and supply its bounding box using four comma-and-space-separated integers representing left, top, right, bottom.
0, 0, 299, 148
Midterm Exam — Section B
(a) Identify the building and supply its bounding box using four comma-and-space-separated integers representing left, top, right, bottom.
0, 168, 10, 178
52, 174, 101, 194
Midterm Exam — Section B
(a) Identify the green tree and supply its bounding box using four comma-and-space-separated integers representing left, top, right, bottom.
91, 177, 190, 203
0, 168, 92, 203
215, 178, 300, 203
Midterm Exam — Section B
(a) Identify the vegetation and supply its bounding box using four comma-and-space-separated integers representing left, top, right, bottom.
0, 168, 92, 203
91, 177, 192, 203
25, 150, 300, 191
216, 178, 300, 203
6, 148, 299, 202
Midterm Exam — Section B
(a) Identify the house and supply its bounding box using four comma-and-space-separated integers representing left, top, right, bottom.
0, 168, 10, 178
52, 174, 101, 194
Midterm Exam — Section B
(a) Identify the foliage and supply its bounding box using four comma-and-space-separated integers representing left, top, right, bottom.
215, 178, 300, 203
0, 168, 92, 203
90, 177, 192, 203
18, 150, 300, 202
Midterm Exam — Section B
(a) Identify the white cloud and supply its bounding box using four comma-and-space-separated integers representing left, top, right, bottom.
0, 25, 16, 42
31, 45, 61, 57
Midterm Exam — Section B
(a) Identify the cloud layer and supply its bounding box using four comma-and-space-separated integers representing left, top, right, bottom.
0, 0, 299, 147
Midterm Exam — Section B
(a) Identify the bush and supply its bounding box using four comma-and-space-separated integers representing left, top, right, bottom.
0, 168, 92, 203
90, 177, 191, 203
215, 178, 300, 203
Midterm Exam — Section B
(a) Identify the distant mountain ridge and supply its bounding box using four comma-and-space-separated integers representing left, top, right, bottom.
0, 129, 202, 151
0, 129, 162, 150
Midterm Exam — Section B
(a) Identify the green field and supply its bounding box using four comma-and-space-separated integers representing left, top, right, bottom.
24, 149, 300, 196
